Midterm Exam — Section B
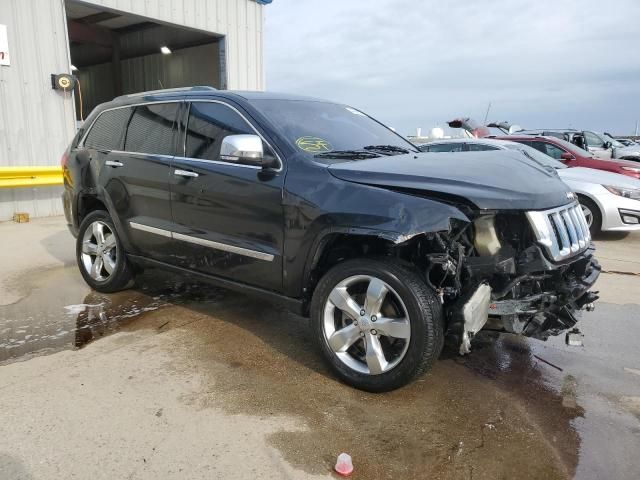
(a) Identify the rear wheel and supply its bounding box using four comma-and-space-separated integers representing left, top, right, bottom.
310, 258, 444, 392
76, 210, 134, 292
579, 196, 602, 235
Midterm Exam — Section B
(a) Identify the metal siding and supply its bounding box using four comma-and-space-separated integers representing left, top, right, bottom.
81, 0, 264, 91
0, 0, 75, 221
0, 0, 263, 221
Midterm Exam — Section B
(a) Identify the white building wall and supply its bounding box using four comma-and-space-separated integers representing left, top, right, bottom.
0, 0, 264, 222
0, 0, 77, 221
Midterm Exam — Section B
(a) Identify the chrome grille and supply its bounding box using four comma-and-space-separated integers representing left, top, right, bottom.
526, 202, 591, 261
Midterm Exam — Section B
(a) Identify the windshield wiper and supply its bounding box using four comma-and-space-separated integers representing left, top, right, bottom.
363, 145, 411, 155
314, 150, 381, 160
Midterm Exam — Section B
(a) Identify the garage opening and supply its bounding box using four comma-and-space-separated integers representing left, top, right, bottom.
65, 0, 226, 121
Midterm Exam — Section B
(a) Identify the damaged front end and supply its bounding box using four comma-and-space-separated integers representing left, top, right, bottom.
410, 201, 600, 353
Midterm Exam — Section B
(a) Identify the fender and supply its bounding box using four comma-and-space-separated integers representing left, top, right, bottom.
280, 157, 470, 298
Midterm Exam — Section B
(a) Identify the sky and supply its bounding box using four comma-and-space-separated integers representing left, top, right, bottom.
264, 0, 640, 137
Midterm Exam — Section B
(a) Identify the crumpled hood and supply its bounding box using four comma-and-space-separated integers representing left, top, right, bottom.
559, 166, 640, 189
327, 151, 573, 210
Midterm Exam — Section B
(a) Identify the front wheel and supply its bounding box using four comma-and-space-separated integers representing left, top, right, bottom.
310, 258, 444, 392
76, 210, 134, 293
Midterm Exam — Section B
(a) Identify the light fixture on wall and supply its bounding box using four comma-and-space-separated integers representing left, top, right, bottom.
160, 46, 171, 55
70, 65, 77, 71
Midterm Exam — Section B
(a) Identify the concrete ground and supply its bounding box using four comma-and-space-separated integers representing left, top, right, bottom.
1, 217, 639, 479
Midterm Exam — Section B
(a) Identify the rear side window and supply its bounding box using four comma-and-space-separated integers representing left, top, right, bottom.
83, 108, 131, 151
427, 143, 464, 152
185, 102, 254, 161
125, 103, 179, 155
467, 143, 499, 151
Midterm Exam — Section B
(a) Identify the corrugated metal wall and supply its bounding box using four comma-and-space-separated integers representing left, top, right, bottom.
0, 0, 76, 221
80, 0, 264, 91
78, 43, 221, 117
0, 0, 264, 222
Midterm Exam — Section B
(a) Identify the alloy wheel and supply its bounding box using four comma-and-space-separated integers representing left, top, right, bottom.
322, 275, 411, 375
81, 221, 118, 282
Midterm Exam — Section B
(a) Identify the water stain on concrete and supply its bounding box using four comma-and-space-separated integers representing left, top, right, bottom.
0, 265, 590, 479
156, 301, 582, 479
0, 266, 227, 364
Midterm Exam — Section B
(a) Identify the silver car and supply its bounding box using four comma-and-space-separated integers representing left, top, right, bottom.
419, 138, 640, 234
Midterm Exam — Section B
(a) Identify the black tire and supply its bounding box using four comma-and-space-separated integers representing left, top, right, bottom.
76, 210, 134, 293
578, 196, 602, 235
310, 257, 444, 392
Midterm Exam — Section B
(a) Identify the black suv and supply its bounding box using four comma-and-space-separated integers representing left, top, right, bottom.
62, 87, 600, 391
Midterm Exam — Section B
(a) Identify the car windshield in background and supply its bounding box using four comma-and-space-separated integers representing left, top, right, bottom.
250, 99, 418, 161
503, 143, 567, 169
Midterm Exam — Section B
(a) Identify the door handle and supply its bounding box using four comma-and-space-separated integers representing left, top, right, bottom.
174, 169, 199, 178
105, 160, 124, 168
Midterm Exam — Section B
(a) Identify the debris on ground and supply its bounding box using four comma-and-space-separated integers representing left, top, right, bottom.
334, 453, 353, 477
533, 354, 563, 372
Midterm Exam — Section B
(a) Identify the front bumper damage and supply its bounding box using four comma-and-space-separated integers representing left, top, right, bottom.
450, 245, 600, 352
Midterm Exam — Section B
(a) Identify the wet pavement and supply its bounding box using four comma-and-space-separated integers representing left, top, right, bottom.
1, 261, 640, 479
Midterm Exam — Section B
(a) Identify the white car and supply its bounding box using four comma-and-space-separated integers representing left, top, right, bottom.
419, 138, 640, 234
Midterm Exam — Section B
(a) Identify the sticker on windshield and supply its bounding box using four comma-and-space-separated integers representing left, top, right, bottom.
345, 107, 366, 116
296, 136, 333, 153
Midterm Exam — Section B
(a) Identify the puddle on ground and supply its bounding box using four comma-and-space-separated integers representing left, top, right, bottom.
0, 266, 227, 365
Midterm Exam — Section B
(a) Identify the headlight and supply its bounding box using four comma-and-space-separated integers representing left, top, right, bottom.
604, 185, 640, 200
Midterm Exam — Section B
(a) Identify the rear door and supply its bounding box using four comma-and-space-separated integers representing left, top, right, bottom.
169, 100, 285, 291
99, 102, 180, 263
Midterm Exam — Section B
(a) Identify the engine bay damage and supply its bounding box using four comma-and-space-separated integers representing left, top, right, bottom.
401, 207, 601, 353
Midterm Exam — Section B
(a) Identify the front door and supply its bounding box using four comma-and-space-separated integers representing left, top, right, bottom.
169, 100, 285, 292
584, 131, 612, 159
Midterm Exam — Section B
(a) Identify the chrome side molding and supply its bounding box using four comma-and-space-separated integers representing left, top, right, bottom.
129, 222, 274, 262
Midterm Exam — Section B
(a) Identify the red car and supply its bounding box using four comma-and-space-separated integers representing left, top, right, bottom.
496, 135, 640, 180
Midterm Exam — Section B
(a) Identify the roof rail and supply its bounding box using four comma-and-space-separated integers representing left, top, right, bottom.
114, 86, 217, 101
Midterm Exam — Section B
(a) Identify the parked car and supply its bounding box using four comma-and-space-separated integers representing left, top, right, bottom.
615, 138, 639, 147
515, 129, 640, 161
62, 87, 599, 392
494, 135, 640, 180
419, 138, 640, 234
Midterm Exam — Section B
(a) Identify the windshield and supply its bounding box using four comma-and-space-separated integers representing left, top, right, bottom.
250, 99, 418, 161
503, 143, 567, 169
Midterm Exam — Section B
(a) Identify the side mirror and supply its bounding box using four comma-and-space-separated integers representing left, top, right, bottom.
560, 152, 575, 161
220, 134, 276, 168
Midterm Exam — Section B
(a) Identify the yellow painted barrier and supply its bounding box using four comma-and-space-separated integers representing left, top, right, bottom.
0, 166, 63, 188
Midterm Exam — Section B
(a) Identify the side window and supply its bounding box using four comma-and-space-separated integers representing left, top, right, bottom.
584, 131, 604, 148
427, 143, 464, 152
185, 102, 254, 161
124, 103, 179, 155
83, 108, 131, 151
542, 143, 565, 160
467, 143, 499, 151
